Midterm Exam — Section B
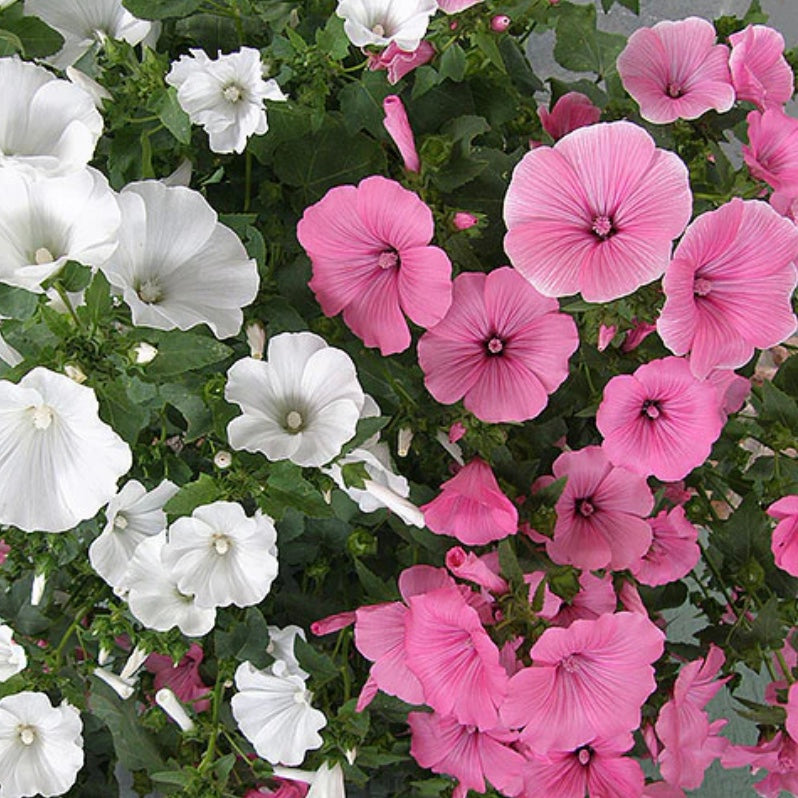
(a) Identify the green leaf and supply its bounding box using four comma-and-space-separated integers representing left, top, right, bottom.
774, 355, 798, 399
0, 14, 63, 57
735, 696, 786, 725
760, 381, 798, 430
315, 15, 350, 60
97, 378, 153, 445
83, 270, 113, 326
262, 461, 333, 519
164, 473, 221, 516
498, 539, 524, 589
601, 0, 639, 12
0, 284, 37, 320
214, 607, 272, 667
411, 65, 441, 99
160, 382, 212, 441
122, 0, 203, 19
156, 88, 192, 145
354, 559, 398, 602
150, 771, 190, 787
136, 330, 233, 379
499, 37, 544, 93
439, 43, 467, 82
294, 637, 339, 687
339, 72, 393, 137
0, 28, 23, 54
554, 3, 626, 77
340, 415, 390, 455
58, 261, 92, 292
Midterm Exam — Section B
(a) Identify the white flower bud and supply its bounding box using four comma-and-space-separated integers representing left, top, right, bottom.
132, 342, 158, 364
119, 645, 148, 681
30, 573, 46, 607
397, 426, 413, 457
345, 747, 357, 765
155, 688, 195, 732
97, 646, 111, 666
246, 321, 266, 360
214, 450, 232, 469
64, 364, 87, 384
94, 668, 134, 700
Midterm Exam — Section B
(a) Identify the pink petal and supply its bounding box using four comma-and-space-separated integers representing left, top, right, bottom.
357, 175, 433, 251
396, 245, 452, 328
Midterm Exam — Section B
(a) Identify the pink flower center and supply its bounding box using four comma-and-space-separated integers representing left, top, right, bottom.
693, 277, 712, 297
577, 746, 593, 766
591, 215, 614, 239
641, 399, 661, 420
486, 336, 505, 355
577, 499, 595, 517
560, 654, 581, 673
667, 82, 684, 98
378, 250, 399, 270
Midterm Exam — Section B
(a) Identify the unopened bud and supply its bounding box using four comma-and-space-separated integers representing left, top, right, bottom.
453, 211, 478, 231
214, 450, 232, 469
120, 645, 148, 681
94, 668, 135, 700
132, 342, 158, 364
490, 14, 511, 32
64, 364, 87, 384
397, 426, 413, 457
246, 321, 266, 359
155, 688, 195, 732
30, 573, 46, 607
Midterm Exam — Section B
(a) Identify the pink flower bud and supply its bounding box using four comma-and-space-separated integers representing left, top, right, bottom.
452, 211, 478, 230
597, 323, 616, 352
490, 15, 511, 32
448, 420, 466, 442
383, 95, 420, 173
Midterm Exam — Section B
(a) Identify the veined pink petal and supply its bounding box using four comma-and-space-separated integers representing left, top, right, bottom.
396, 245, 452, 328
729, 25, 794, 109
744, 109, 798, 195
538, 91, 601, 141
383, 95, 420, 173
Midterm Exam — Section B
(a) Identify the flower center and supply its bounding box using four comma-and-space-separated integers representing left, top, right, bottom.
34, 247, 55, 265
486, 336, 504, 355
285, 410, 303, 431
371, 23, 386, 37
577, 498, 595, 517
137, 278, 164, 304
29, 405, 53, 430
17, 725, 36, 746
222, 84, 243, 103
667, 82, 684, 98
641, 399, 661, 420
293, 688, 310, 705
591, 215, 614, 239
212, 534, 231, 555
560, 654, 581, 673
378, 250, 399, 270
577, 746, 593, 766
693, 277, 712, 297
114, 514, 129, 530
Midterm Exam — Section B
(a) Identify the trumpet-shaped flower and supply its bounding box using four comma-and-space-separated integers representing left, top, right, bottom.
503, 121, 691, 303
297, 176, 452, 355
336, 0, 438, 51
89, 479, 178, 589
658, 199, 798, 378
768, 495, 798, 577
162, 501, 278, 609
728, 25, 794, 110
631, 507, 700, 587
232, 660, 327, 766
538, 91, 601, 140
0, 168, 119, 293
616, 17, 735, 124
226, 332, 365, 468
166, 47, 286, 154
743, 108, 798, 196
0, 367, 131, 533
98, 180, 259, 339
0, 56, 102, 175
418, 267, 578, 422
367, 41, 435, 84
0, 691, 83, 798
146, 644, 212, 712
0, 624, 26, 682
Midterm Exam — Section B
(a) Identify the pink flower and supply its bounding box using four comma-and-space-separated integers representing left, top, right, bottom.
418, 267, 578, 422
707, 368, 751, 420
503, 121, 691, 302
616, 17, 735, 124
421, 457, 519, 546
771, 191, 798, 224
631, 507, 699, 587
405, 586, 508, 730
538, 91, 601, 141
658, 199, 798, 378
408, 711, 525, 797
787, 683, 798, 742
546, 446, 654, 572
621, 321, 657, 353
146, 644, 212, 712
383, 95, 419, 173
768, 495, 798, 577
729, 25, 794, 110
246, 779, 309, 798
722, 732, 798, 798
452, 211, 478, 231
367, 41, 436, 84
642, 783, 686, 798
596, 356, 724, 481
446, 547, 509, 595
743, 108, 798, 195
448, 420, 466, 442
544, 572, 617, 628
437, 0, 483, 12
597, 324, 616, 352
0, 539, 9, 566
500, 612, 664, 752
521, 734, 645, 798
297, 176, 452, 355
310, 611, 356, 636
525, 571, 565, 620
655, 645, 730, 789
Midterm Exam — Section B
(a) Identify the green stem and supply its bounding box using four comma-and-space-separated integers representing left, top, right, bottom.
775, 649, 795, 685
244, 150, 252, 212
54, 282, 82, 328
199, 675, 226, 773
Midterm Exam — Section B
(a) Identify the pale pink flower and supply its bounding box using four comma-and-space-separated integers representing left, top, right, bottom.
418, 267, 578, 422
0, 540, 8, 566
500, 612, 664, 752
421, 458, 519, 546
658, 199, 798, 378
743, 108, 798, 195
729, 25, 794, 110
616, 17, 735, 124
521, 734, 645, 798
490, 15, 511, 33
538, 91, 601, 141
446, 547, 508, 595
437, 0, 483, 11
448, 420, 466, 442
787, 683, 798, 742
503, 121, 691, 302
598, 323, 617, 352
722, 732, 798, 798
547, 572, 617, 628
383, 95, 419, 172
408, 711, 525, 797
405, 585, 508, 730
297, 176, 452, 355
310, 611, 356, 637
596, 356, 724, 481
768, 495, 798, 577
146, 644, 212, 712
643, 782, 687, 798
707, 368, 751, 420
771, 191, 798, 224
621, 321, 657, 353
546, 446, 654, 571
367, 41, 435, 84
631, 507, 699, 587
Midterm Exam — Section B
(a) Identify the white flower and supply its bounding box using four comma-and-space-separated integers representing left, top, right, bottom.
273, 763, 346, 798
124, 532, 216, 637
166, 47, 286, 154
155, 688, 194, 732
24, 0, 158, 68
267, 625, 308, 679
119, 645, 148, 681
0, 332, 22, 368
0, 691, 83, 798
89, 479, 178, 589
231, 660, 326, 766
161, 158, 192, 188
162, 501, 278, 609
226, 332, 365, 468
0, 367, 132, 533
0, 625, 26, 682
0, 167, 119, 293
98, 180, 259, 339
336, 0, 438, 51
213, 450, 232, 469
0, 56, 103, 175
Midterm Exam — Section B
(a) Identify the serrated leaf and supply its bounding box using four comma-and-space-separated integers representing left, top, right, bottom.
0, 14, 63, 57
135, 330, 232, 379
164, 473, 221, 516
262, 461, 333, 519
83, 270, 113, 326
498, 538, 524, 589
761, 381, 798, 430
439, 43, 467, 82
156, 87, 192, 144
339, 72, 393, 137
97, 378, 152, 444
554, 3, 626, 77
58, 261, 92, 292
294, 637, 339, 687
214, 607, 272, 667
315, 15, 349, 60
340, 415, 390, 456
123, 0, 203, 19
354, 559, 398, 602
0, 284, 37, 320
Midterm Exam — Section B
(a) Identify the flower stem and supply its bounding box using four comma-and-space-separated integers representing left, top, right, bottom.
244, 150, 252, 212
53, 282, 82, 328
199, 674, 226, 773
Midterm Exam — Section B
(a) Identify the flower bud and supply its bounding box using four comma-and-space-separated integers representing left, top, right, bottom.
94, 668, 135, 700
452, 211, 478, 230
397, 426, 413, 457
30, 573, 46, 607
246, 321, 266, 359
120, 645, 148, 681
491, 15, 511, 32
132, 342, 158, 364
155, 688, 195, 732
64, 364, 87, 384
214, 450, 232, 469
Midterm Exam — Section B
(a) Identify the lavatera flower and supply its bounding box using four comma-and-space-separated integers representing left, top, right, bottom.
336, 0, 438, 51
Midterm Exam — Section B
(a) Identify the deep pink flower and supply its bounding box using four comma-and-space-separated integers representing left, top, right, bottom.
768, 495, 798, 577
310, 610, 356, 636
743, 108, 798, 195
490, 15, 511, 33
409, 711, 525, 797
621, 321, 657, 353
448, 420, 466, 442
787, 683, 798, 742
421, 457, 519, 546
722, 732, 798, 798
0, 539, 9, 566
146, 644, 212, 712
405, 586, 508, 730
521, 734, 645, 798
503, 121, 691, 302
383, 95, 419, 173
367, 41, 436, 84
547, 446, 654, 571
729, 25, 794, 110
596, 356, 724, 481
452, 211, 478, 231
437, 0, 483, 12
538, 91, 601, 141
642, 783, 686, 798
245, 778, 309, 798
418, 267, 578, 422
446, 547, 509, 595
598, 323, 616, 352
658, 199, 798, 378
297, 176, 452, 355
616, 17, 735, 124
525, 571, 565, 620
500, 612, 664, 752
631, 507, 700, 587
